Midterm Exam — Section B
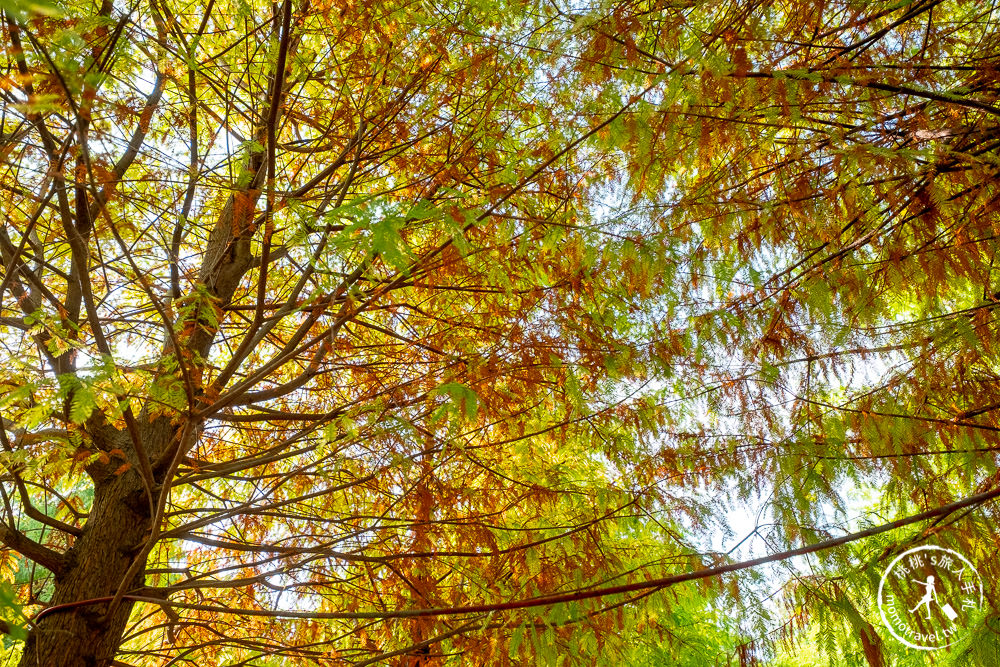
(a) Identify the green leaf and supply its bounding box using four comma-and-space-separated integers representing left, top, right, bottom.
69, 386, 97, 424
0, 0, 59, 19
508, 623, 525, 658
371, 215, 413, 270
434, 382, 479, 422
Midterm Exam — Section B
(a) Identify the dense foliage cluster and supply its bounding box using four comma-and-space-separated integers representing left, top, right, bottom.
0, 0, 999, 664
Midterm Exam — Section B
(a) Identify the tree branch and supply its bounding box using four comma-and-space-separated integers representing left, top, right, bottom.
0, 523, 67, 576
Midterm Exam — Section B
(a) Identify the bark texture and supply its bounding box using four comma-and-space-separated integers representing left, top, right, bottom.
19, 466, 153, 666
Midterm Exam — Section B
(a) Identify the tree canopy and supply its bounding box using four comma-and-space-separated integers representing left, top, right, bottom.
1, 0, 999, 665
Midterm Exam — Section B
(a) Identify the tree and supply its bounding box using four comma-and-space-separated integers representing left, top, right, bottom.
1, 0, 999, 665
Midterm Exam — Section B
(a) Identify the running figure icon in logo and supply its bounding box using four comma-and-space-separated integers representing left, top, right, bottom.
877, 545, 984, 650
909, 575, 939, 620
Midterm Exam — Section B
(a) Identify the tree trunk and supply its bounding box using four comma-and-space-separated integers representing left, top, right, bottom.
19, 466, 153, 667
15, 89, 265, 666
